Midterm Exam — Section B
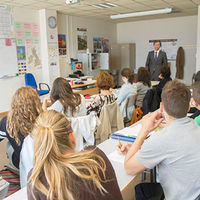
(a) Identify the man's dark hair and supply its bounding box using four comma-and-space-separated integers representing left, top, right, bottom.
153, 40, 161, 46
162, 80, 190, 118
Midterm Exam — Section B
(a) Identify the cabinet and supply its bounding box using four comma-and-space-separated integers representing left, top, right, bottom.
110, 43, 136, 86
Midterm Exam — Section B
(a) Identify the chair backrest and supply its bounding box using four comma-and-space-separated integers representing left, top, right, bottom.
96, 101, 124, 144
69, 113, 97, 151
124, 94, 137, 120
25, 73, 37, 89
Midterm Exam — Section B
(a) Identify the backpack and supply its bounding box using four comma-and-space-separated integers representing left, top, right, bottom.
129, 94, 143, 125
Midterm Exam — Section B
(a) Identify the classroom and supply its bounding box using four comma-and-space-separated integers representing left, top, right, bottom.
0, 0, 200, 200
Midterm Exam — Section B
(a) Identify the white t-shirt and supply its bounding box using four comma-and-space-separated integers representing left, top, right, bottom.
135, 117, 200, 200
48, 94, 87, 118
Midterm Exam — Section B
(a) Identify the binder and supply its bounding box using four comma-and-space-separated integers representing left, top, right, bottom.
111, 133, 136, 143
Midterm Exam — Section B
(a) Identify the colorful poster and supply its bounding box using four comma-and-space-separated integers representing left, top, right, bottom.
25, 38, 32, 45
77, 28, 87, 51
102, 38, 109, 53
16, 38, 25, 46
14, 22, 23, 30
24, 30, 32, 38
15, 30, 24, 38
93, 37, 102, 53
23, 22, 32, 30
58, 34, 66, 56
33, 38, 40, 45
58, 34, 66, 48
5, 38, 12, 46
17, 46, 26, 61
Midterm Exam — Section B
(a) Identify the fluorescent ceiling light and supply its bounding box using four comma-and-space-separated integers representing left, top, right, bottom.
92, 2, 118, 9
110, 8, 172, 19
92, 4, 104, 9
98, 3, 111, 8
105, 2, 117, 7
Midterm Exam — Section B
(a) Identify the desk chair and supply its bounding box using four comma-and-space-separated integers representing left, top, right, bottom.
123, 94, 136, 126
96, 102, 124, 144
25, 73, 50, 96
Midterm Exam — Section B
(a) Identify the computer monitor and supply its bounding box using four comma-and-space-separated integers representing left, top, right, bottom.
72, 61, 82, 71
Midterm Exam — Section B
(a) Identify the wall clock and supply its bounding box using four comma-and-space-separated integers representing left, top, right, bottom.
48, 16, 57, 29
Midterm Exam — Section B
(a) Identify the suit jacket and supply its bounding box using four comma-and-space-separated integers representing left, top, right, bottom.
145, 50, 168, 81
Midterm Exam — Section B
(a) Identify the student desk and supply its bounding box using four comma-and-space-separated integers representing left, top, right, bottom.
72, 81, 99, 96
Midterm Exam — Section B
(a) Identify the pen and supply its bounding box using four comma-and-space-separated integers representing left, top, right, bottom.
118, 136, 122, 148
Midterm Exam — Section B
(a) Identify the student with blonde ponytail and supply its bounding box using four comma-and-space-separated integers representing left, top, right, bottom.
27, 110, 122, 200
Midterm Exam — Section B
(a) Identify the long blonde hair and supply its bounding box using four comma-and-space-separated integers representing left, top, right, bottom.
29, 110, 107, 200
6, 86, 42, 145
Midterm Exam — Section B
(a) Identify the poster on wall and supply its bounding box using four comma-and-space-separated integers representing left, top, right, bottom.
58, 34, 67, 56
149, 39, 178, 60
17, 46, 27, 75
93, 37, 102, 53
102, 38, 109, 53
77, 28, 87, 51
14, 21, 41, 75
0, 6, 13, 38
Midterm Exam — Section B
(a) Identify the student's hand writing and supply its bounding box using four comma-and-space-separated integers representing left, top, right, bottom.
116, 142, 131, 155
140, 112, 164, 135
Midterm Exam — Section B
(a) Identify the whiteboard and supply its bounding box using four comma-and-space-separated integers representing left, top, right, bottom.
149, 39, 178, 61
0, 38, 18, 77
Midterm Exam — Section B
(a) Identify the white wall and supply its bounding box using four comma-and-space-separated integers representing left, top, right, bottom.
196, 6, 200, 72
57, 14, 117, 77
117, 15, 197, 84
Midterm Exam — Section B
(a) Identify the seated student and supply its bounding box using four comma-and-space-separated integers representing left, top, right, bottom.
114, 68, 137, 118
27, 110, 123, 200
87, 71, 116, 117
0, 87, 42, 170
190, 71, 200, 119
117, 80, 200, 200
191, 81, 200, 126
136, 67, 151, 107
156, 65, 172, 99
43, 77, 86, 117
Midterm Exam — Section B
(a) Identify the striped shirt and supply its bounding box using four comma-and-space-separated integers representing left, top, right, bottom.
87, 94, 116, 117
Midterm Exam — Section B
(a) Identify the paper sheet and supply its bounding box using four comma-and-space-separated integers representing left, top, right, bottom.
108, 150, 125, 164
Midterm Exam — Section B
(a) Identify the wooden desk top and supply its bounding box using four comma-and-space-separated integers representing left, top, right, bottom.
71, 81, 96, 89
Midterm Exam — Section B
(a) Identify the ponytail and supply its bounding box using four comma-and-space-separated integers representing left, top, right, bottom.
29, 110, 107, 200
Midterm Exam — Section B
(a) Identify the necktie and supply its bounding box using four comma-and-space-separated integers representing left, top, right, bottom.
154, 51, 158, 63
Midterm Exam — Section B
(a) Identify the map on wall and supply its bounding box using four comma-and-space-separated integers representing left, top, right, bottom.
26, 45, 41, 69
149, 39, 178, 60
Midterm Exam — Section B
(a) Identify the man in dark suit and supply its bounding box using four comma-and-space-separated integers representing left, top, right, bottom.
146, 40, 168, 81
